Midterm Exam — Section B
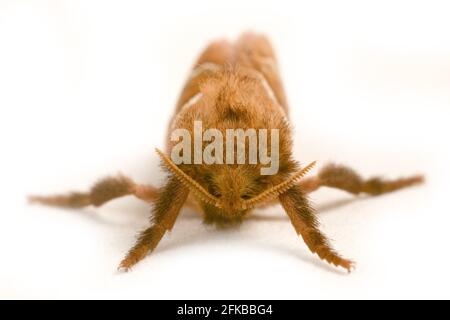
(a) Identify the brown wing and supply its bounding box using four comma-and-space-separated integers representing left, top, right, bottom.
234, 32, 289, 113
175, 39, 234, 111
176, 33, 288, 113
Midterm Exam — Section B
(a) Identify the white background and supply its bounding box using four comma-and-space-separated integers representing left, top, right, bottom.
1, 0, 449, 299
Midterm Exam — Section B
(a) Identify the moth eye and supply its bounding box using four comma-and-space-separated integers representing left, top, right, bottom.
208, 187, 222, 198
240, 194, 251, 200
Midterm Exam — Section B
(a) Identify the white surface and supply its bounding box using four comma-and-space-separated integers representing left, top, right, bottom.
0, 0, 449, 299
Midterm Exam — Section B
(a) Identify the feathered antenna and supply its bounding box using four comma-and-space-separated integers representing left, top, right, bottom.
156, 148, 314, 211
155, 148, 222, 208
241, 161, 316, 209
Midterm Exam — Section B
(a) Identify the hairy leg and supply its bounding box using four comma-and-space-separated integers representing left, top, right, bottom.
299, 163, 424, 195
118, 176, 189, 270
29, 175, 158, 208
279, 185, 354, 272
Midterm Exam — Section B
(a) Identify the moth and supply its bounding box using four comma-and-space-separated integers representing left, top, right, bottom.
30, 32, 423, 272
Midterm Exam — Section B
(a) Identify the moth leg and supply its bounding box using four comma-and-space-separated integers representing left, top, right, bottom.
28, 175, 158, 208
299, 163, 424, 195
279, 185, 354, 272
118, 176, 189, 271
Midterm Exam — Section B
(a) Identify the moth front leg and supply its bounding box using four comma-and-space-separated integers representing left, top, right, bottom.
29, 175, 158, 208
299, 163, 423, 195
279, 185, 354, 272
119, 175, 189, 271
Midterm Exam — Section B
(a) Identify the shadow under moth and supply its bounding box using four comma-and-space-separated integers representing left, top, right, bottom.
30, 32, 423, 272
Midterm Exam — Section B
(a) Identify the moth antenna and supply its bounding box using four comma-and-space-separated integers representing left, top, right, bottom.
155, 148, 222, 208
242, 161, 316, 209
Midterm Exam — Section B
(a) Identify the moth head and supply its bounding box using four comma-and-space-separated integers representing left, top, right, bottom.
155, 148, 315, 211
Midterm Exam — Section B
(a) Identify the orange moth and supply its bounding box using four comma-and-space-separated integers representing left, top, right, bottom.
30, 33, 423, 272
